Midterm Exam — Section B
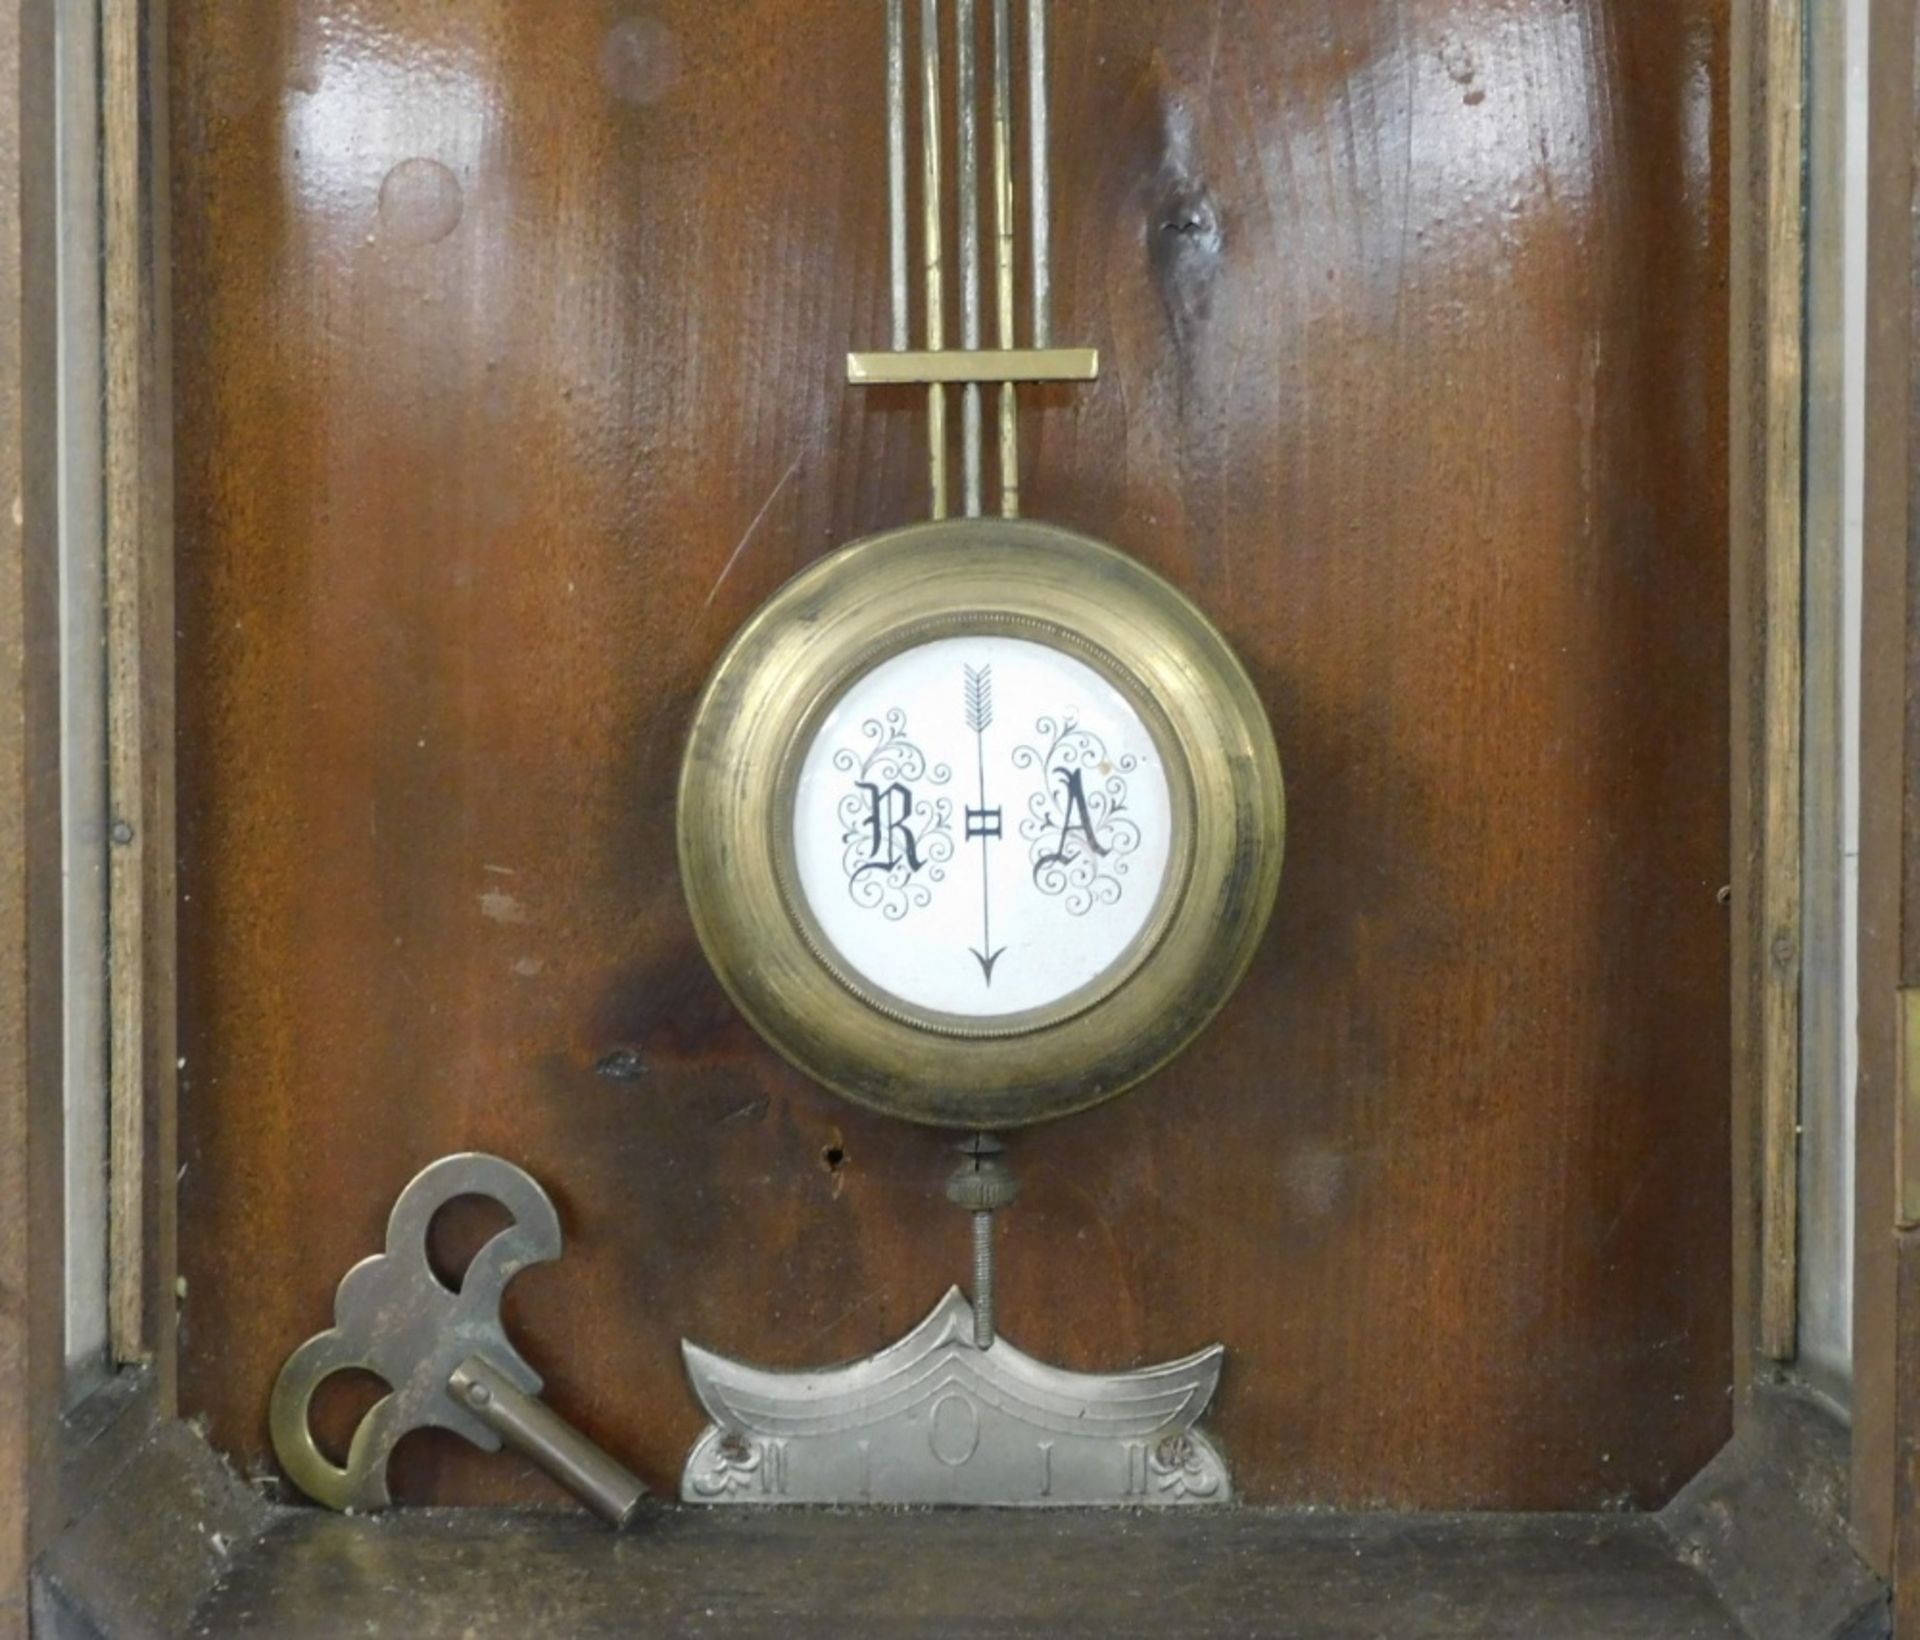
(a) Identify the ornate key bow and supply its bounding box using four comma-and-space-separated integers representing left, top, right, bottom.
270, 1152, 644, 1525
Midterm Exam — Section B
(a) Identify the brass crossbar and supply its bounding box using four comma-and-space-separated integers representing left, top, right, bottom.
848, 347, 1099, 386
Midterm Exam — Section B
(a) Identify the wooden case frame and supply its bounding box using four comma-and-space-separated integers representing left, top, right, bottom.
0, 0, 1913, 1633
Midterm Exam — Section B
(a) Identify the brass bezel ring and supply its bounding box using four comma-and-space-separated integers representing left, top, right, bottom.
677, 518, 1285, 1129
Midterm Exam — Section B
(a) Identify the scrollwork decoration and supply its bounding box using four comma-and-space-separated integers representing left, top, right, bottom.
1012, 715, 1142, 915
834, 709, 953, 919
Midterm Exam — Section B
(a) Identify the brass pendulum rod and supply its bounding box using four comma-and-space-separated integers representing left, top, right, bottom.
857, 0, 1094, 519
990, 0, 1019, 518
886, 0, 909, 353
920, 0, 948, 520
956, 0, 984, 517
1027, 0, 1051, 348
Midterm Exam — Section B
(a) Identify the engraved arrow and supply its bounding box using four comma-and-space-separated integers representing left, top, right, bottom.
964, 664, 1006, 984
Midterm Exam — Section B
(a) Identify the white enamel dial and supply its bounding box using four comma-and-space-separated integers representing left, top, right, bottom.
789, 634, 1176, 1025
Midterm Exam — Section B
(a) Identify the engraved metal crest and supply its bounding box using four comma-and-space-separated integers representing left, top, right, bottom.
680, 1288, 1231, 1507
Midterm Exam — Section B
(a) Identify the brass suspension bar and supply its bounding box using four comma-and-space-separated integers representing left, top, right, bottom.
921, 0, 948, 519
1028, 0, 1051, 347
887, 0, 909, 352
848, 346, 1097, 385
991, 0, 1019, 517
956, 0, 983, 516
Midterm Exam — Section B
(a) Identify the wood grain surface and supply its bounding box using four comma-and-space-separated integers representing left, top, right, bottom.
0, 0, 62, 1620
1853, 0, 1917, 1587
171, 0, 1732, 1509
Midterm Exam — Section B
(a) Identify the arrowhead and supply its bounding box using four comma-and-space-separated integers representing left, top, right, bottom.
971, 947, 1006, 985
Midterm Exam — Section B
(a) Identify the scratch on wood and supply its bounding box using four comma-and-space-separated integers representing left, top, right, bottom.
705, 453, 804, 608
798, 1287, 888, 1349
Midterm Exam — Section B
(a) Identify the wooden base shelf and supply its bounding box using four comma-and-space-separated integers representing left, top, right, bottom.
189, 1507, 1742, 1640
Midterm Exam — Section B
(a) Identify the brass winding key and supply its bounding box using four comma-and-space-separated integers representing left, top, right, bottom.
270, 1152, 645, 1526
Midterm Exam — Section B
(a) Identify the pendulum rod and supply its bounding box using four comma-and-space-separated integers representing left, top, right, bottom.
947, 1134, 1020, 1349
1027, 0, 1052, 348
858, 0, 1093, 523
921, 0, 948, 519
956, 0, 983, 517
886, 0, 910, 353
990, 0, 1019, 518
972, 1206, 997, 1345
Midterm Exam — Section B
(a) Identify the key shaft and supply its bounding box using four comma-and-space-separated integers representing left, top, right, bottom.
449, 1354, 646, 1527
